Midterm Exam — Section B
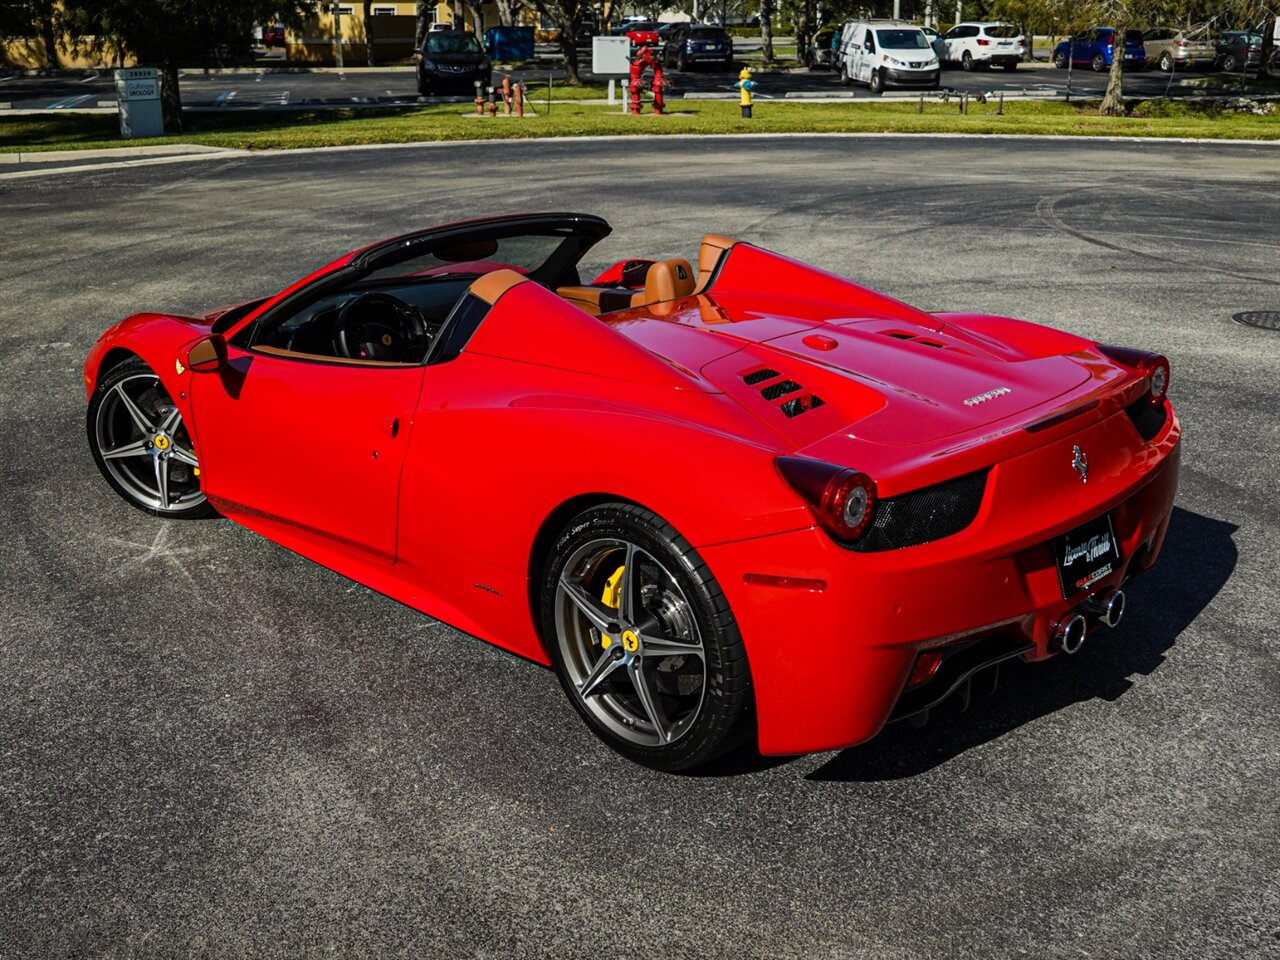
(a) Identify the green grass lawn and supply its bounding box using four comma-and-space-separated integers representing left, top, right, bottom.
3, 98, 1276, 155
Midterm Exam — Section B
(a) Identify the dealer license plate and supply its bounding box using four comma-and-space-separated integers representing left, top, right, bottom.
1052, 514, 1122, 599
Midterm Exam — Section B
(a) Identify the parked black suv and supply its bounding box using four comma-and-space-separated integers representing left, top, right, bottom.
418, 30, 492, 96
662, 24, 734, 71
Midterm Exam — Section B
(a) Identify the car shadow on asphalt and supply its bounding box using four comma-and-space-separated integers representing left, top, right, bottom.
693, 506, 1237, 781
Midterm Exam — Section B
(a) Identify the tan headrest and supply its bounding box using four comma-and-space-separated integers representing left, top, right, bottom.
697, 234, 737, 278
469, 268, 526, 305
640, 258, 696, 305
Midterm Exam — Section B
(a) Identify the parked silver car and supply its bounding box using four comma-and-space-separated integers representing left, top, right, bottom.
1142, 27, 1217, 71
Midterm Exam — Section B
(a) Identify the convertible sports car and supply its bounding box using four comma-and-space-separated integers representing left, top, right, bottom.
84, 213, 1181, 770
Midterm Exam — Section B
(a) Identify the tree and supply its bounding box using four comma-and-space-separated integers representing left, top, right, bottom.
759, 0, 775, 63
415, 0, 430, 48
531, 0, 588, 82
362, 0, 375, 66
61, 0, 320, 133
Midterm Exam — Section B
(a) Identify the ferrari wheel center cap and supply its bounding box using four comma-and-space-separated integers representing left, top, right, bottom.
152, 433, 171, 452
621, 630, 640, 653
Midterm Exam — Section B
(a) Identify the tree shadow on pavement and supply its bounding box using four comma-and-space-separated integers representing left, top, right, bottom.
802, 506, 1237, 782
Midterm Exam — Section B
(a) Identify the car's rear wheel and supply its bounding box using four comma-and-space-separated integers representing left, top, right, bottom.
1159, 51, 1173, 72
677, 50, 688, 71
542, 503, 752, 771
87, 358, 213, 518
1091, 53, 1107, 72
1003, 61, 1017, 71
961, 50, 975, 71
839, 62, 851, 85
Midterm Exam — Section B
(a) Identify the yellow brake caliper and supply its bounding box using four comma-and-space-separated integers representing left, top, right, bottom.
599, 565, 625, 649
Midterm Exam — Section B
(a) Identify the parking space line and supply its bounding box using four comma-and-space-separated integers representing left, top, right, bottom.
47, 94, 95, 109
78, 73, 99, 83
0, 76, 15, 84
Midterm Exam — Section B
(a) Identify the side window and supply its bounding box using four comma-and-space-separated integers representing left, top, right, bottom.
944, 27, 958, 39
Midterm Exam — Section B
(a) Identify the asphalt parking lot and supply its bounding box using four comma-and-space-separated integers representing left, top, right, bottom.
0, 58, 1261, 110
2, 137, 1278, 957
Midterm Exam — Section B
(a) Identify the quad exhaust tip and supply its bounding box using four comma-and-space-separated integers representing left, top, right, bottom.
1088, 589, 1126, 629
1053, 613, 1088, 655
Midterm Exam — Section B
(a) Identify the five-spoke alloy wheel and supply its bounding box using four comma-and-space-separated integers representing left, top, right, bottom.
87, 358, 213, 518
543, 504, 752, 770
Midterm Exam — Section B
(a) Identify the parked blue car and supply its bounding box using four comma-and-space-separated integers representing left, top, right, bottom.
1052, 27, 1145, 71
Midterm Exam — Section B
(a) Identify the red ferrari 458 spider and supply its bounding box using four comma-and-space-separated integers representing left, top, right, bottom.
84, 213, 1180, 770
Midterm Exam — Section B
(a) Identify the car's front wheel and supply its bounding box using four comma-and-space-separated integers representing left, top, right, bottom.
1159, 51, 1173, 72
1221, 53, 1238, 72
87, 357, 213, 518
1053, 49, 1067, 68
542, 503, 753, 771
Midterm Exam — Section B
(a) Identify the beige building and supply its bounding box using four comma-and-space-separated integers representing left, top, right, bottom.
287, 2, 515, 64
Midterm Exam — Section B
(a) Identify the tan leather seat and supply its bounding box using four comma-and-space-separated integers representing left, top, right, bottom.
631, 258, 696, 308
556, 285, 638, 317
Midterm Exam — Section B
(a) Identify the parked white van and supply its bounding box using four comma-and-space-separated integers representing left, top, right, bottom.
838, 20, 940, 93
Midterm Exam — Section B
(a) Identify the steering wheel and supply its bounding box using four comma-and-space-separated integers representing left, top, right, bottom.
334, 291, 430, 362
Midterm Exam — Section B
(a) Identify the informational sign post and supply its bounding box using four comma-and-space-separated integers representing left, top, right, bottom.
114, 67, 164, 139
592, 36, 631, 105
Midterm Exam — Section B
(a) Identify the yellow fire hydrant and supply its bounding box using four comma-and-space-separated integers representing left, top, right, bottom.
736, 66, 756, 119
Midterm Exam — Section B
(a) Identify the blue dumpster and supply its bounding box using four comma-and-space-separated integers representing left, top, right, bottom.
485, 26, 535, 62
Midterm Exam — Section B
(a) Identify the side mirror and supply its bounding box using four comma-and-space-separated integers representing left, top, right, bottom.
180, 334, 227, 374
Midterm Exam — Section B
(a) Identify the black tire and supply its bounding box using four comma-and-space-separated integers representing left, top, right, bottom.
961, 50, 975, 71
87, 357, 215, 519
839, 62, 851, 86
1222, 53, 1238, 73
1053, 49, 1067, 68
868, 68, 884, 93
541, 503, 753, 771
677, 50, 688, 72
1091, 53, 1106, 72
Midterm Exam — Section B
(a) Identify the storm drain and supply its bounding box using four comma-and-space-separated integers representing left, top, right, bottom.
1232, 311, 1280, 331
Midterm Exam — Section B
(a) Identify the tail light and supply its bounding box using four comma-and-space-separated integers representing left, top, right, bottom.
776, 457, 877, 544
1096, 343, 1171, 406
977, 38, 990, 45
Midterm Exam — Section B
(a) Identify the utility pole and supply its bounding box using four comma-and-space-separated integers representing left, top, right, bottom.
332, 0, 345, 70
893, 0, 900, 19
955, 1, 962, 25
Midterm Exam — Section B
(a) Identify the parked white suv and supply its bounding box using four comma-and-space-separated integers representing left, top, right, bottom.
838, 20, 940, 93
939, 21, 1024, 71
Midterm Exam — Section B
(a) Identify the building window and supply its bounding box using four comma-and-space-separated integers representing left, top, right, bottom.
337, 5, 354, 15
372, 5, 396, 13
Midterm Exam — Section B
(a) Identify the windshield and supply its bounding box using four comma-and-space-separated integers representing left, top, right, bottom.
876, 29, 930, 50
985, 25, 1019, 38
426, 33, 483, 55
691, 27, 728, 39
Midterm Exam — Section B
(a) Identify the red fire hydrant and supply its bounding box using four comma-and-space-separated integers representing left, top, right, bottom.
628, 46, 667, 116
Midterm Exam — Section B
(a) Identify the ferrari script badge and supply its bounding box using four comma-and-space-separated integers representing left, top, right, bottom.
963, 386, 1012, 407
1071, 445, 1088, 484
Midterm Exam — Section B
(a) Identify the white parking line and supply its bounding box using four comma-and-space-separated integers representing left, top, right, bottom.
0, 76, 15, 84
78, 73, 99, 83
47, 94, 95, 109
255, 71, 264, 82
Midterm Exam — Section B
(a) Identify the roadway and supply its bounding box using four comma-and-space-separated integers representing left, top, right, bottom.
1, 136, 1277, 957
